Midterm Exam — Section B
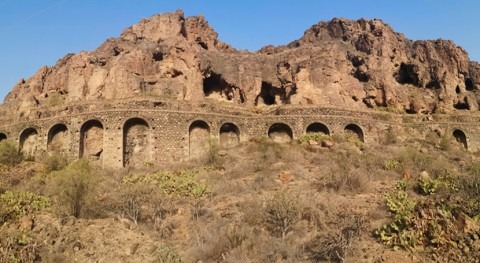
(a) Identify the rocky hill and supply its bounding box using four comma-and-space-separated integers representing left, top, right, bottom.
4, 10, 480, 117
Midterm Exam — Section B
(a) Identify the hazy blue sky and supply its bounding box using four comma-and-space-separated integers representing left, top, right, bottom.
0, 0, 478, 101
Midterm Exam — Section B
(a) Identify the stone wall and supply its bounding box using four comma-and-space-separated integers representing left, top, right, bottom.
0, 99, 477, 169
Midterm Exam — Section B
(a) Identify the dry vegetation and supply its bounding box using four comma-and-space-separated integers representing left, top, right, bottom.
0, 130, 479, 262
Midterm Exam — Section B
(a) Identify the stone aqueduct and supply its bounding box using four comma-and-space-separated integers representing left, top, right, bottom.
0, 99, 477, 169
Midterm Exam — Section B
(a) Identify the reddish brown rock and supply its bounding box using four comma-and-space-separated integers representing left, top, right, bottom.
3, 11, 480, 118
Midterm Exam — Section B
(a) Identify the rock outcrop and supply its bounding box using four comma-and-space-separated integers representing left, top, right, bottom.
4, 10, 480, 117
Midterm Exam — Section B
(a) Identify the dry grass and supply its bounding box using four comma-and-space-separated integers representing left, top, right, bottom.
1, 133, 477, 262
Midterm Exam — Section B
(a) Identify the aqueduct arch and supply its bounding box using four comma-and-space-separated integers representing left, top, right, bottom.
80, 120, 104, 164
47, 123, 68, 154
345, 123, 364, 142
219, 123, 240, 148
189, 120, 210, 159
306, 122, 330, 135
268, 123, 293, 143
452, 129, 468, 149
123, 118, 150, 167
19, 128, 40, 158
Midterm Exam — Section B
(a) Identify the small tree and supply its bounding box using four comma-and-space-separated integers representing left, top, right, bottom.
264, 192, 301, 240
54, 159, 97, 218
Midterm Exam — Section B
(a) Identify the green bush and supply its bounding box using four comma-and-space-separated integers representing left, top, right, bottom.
0, 140, 23, 166
417, 177, 440, 195
394, 179, 411, 191
0, 190, 50, 224
298, 132, 330, 144
52, 159, 98, 218
122, 170, 210, 198
376, 189, 417, 250
376, 180, 461, 253
383, 160, 399, 171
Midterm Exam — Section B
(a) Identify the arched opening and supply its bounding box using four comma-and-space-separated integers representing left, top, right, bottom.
0, 133, 6, 142
306, 122, 330, 135
219, 123, 240, 148
19, 128, 39, 158
48, 124, 68, 154
344, 123, 364, 142
80, 120, 104, 164
189, 120, 210, 159
123, 118, 150, 167
268, 123, 293, 143
452, 129, 468, 149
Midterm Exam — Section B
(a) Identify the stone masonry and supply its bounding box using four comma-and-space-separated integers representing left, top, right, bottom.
0, 98, 475, 169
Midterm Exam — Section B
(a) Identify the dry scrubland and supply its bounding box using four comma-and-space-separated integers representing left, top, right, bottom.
1, 130, 480, 263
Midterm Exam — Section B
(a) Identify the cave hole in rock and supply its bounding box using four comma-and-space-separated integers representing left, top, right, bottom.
0, 133, 6, 142
48, 124, 68, 154
465, 78, 474, 91
354, 69, 369, 82
152, 51, 164, 61
454, 99, 470, 110
203, 73, 242, 102
452, 129, 468, 149
455, 86, 461, 94
426, 80, 441, 90
80, 120, 104, 164
196, 37, 208, 50
268, 123, 293, 143
189, 120, 210, 159
219, 123, 240, 148
306, 123, 330, 135
123, 118, 150, 168
19, 128, 39, 158
256, 82, 278, 105
344, 123, 364, 142
347, 53, 365, 67
395, 63, 419, 86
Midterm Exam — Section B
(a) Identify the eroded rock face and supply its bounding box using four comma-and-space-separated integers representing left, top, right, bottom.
4, 11, 480, 117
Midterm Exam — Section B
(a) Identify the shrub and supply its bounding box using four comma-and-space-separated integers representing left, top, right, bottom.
205, 139, 223, 168
52, 159, 98, 218
0, 229, 40, 263
417, 177, 440, 195
0, 140, 22, 166
314, 152, 369, 193
332, 131, 363, 147
457, 174, 480, 218
397, 147, 432, 173
382, 127, 398, 145
376, 189, 417, 250
264, 192, 301, 240
43, 153, 69, 173
376, 182, 461, 253
298, 132, 330, 144
117, 184, 156, 225
383, 160, 399, 171
153, 246, 183, 263
0, 190, 50, 224
122, 170, 210, 198
306, 213, 366, 262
